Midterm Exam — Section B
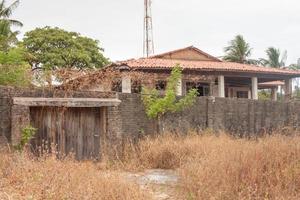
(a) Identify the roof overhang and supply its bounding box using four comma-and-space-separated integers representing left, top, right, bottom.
13, 97, 121, 107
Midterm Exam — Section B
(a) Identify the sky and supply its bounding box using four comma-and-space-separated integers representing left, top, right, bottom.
11, 0, 300, 65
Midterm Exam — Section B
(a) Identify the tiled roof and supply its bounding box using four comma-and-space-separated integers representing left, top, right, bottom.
116, 58, 300, 76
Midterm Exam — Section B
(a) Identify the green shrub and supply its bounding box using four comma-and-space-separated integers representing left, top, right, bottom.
142, 64, 198, 119
15, 125, 37, 151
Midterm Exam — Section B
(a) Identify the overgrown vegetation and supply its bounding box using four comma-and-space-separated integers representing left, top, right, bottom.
121, 132, 300, 199
2, 131, 300, 199
14, 125, 36, 151
141, 64, 198, 119
0, 152, 149, 200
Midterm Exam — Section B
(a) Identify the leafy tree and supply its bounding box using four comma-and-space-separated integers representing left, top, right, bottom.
223, 35, 258, 64
21, 27, 109, 70
0, 47, 31, 86
259, 47, 287, 68
142, 65, 198, 119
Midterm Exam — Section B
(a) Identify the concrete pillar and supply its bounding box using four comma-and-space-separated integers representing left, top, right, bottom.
284, 78, 293, 101
209, 81, 215, 96
121, 76, 131, 93
251, 77, 258, 100
271, 87, 278, 101
218, 75, 225, 97
176, 78, 183, 96
248, 90, 252, 99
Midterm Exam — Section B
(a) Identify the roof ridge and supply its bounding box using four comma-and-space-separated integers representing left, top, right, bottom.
149, 46, 222, 62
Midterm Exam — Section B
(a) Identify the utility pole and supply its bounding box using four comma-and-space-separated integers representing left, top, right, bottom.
143, 0, 154, 57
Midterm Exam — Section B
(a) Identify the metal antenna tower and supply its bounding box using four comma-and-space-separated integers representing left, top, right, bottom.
143, 0, 154, 57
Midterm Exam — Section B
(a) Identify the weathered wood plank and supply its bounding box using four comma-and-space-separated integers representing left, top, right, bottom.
30, 107, 105, 160
14, 98, 121, 107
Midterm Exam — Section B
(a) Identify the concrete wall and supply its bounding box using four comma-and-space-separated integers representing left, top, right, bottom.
2, 86, 300, 149
118, 94, 300, 137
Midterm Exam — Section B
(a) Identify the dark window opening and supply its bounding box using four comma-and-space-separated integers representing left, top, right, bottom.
155, 80, 167, 91
236, 91, 248, 99
186, 82, 210, 97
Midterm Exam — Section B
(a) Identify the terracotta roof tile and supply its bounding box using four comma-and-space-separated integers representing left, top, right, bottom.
117, 58, 300, 76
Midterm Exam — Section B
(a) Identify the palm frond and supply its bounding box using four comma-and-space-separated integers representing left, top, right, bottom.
6, 19, 22, 27
223, 35, 253, 64
263, 47, 287, 68
0, 0, 19, 18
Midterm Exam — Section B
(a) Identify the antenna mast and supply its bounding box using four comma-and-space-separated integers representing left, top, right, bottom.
143, 0, 154, 57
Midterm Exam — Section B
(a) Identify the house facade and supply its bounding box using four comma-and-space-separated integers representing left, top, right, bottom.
85, 46, 300, 101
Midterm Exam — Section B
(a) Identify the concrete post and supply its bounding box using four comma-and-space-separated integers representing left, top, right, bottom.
209, 81, 215, 96
248, 90, 252, 99
176, 78, 183, 96
121, 76, 131, 93
251, 77, 258, 100
218, 75, 225, 97
284, 78, 293, 101
271, 87, 278, 101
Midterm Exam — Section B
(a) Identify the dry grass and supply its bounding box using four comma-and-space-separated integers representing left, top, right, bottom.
121, 132, 300, 199
1, 132, 300, 199
0, 151, 150, 200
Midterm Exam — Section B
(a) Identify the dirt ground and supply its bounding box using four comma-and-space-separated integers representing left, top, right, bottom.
124, 169, 179, 200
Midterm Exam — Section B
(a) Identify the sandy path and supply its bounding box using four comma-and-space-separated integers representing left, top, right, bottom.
125, 169, 179, 200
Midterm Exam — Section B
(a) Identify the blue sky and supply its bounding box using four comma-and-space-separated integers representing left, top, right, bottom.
11, 0, 300, 64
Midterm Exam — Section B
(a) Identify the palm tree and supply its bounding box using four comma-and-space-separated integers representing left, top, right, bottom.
0, 0, 22, 51
223, 35, 258, 64
0, 20, 19, 51
0, 0, 22, 27
259, 47, 287, 68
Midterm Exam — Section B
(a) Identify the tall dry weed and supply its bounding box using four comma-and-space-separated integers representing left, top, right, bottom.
119, 132, 300, 199
0, 152, 149, 200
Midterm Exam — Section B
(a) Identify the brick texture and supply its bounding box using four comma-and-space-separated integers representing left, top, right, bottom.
2, 85, 300, 151
118, 94, 300, 137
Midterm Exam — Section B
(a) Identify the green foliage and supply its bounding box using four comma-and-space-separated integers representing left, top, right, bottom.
142, 65, 198, 119
0, 47, 26, 64
0, 47, 31, 86
0, 0, 23, 27
258, 90, 271, 100
289, 64, 300, 70
15, 125, 37, 151
223, 35, 258, 65
0, 21, 19, 51
259, 47, 287, 68
0, 0, 22, 51
21, 27, 110, 70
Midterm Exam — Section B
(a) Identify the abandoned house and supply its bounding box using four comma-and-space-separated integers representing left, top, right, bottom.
2, 46, 300, 160
83, 46, 300, 101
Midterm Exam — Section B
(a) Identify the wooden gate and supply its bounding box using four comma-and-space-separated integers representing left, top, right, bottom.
30, 107, 105, 160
